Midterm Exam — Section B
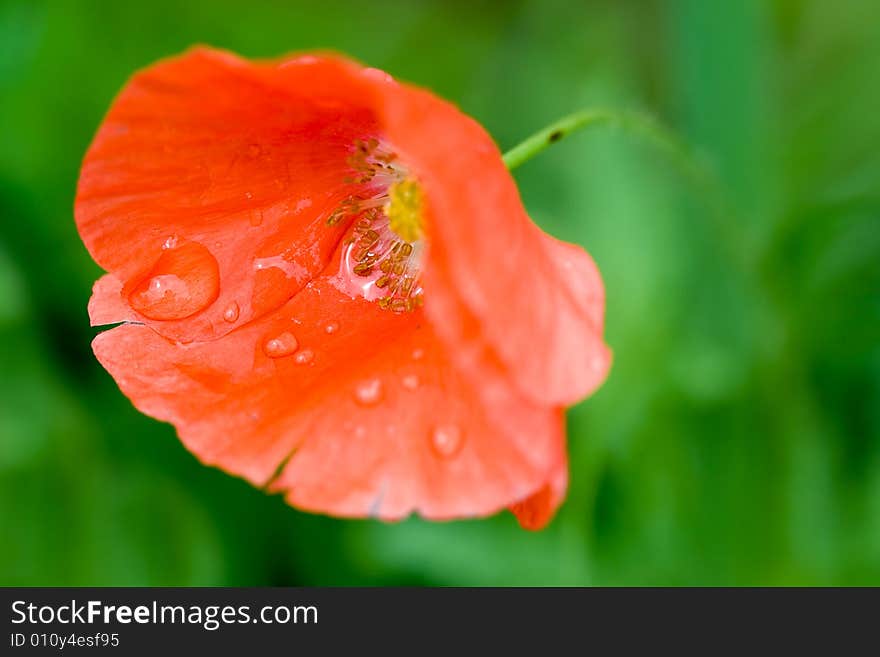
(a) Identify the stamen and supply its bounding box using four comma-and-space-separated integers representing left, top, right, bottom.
327, 138, 426, 313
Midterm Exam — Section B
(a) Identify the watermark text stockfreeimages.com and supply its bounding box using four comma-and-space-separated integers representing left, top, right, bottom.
11, 599, 317, 631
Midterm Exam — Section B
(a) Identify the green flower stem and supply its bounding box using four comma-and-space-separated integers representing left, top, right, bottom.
502, 109, 713, 204
502, 108, 746, 269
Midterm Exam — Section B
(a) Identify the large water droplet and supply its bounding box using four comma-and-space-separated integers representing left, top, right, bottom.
354, 378, 383, 406
128, 241, 220, 321
294, 349, 314, 365
263, 331, 298, 358
222, 301, 240, 323
401, 374, 419, 390
430, 424, 463, 459
324, 321, 339, 335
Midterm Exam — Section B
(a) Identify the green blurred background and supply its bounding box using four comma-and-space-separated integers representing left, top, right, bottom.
1, 0, 878, 586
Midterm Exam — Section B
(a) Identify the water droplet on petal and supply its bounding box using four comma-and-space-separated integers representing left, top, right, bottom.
263, 332, 298, 358
401, 374, 419, 390
294, 349, 314, 365
222, 301, 240, 323
128, 241, 220, 321
430, 424, 464, 459
354, 378, 383, 406
245, 191, 254, 200
324, 321, 339, 334
411, 348, 425, 361
162, 235, 178, 250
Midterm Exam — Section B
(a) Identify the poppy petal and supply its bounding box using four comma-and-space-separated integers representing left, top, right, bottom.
76, 48, 381, 343
92, 274, 564, 521
364, 81, 611, 406
88, 273, 137, 326
509, 455, 568, 530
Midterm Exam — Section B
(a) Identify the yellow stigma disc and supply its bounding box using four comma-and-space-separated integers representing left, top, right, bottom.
384, 178, 423, 243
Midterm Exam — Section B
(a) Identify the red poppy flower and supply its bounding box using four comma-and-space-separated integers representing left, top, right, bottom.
75, 47, 610, 529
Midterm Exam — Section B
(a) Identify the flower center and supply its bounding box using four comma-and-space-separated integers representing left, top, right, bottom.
385, 178, 423, 243
328, 139, 425, 313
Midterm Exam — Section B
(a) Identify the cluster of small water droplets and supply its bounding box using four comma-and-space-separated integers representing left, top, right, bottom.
260, 326, 317, 365
262, 331, 299, 359
242, 190, 265, 226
